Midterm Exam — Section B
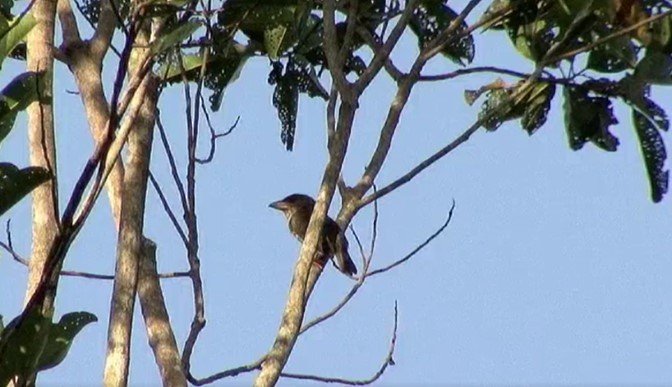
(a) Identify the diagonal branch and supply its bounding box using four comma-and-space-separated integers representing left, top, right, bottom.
368, 201, 455, 277
138, 240, 187, 386
281, 301, 399, 385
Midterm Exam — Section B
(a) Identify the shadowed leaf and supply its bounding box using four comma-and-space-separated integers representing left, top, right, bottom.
37, 312, 97, 371
563, 86, 619, 151
0, 163, 51, 216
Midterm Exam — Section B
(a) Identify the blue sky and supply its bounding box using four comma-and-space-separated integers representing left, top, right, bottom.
1, 4, 672, 385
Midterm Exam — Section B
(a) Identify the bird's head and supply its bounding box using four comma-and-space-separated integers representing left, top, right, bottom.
269, 194, 315, 218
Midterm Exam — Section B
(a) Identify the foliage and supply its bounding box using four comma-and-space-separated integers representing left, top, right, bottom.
0, 13, 94, 386
93, 0, 669, 201
0, 311, 97, 385
0, 14, 50, 216
475, 0, 671, 202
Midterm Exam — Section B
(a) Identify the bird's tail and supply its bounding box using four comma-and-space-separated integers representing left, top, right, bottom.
335, 234, 357, 277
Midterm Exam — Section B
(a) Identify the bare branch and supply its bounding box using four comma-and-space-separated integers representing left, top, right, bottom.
300, 194, 379, 334
369, 185, 379, 259
91, 0, 120, 60
103, 64, 158, 387
254, 80, 359, 387
350, 76, 414, 199
350, 0, 486, 205
361, 64, 546, 208
322, 0, 349, 96
282, 302, 399, 385
57, 0, 81, 44
419, 66, 532, 82
156, 111, 190, 216
1, 240, 189, 281
195, 113, 239, 164
148, 171, 189, 247
300, 265, 366, 335
188, 358, 264, 386
138, 240, 187, 387
179, 43, 209, 380
355, 26, 403, 82
368, 200, 455, 277
0, 241, 28, 266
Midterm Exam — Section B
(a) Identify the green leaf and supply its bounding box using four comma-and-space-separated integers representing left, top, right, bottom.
563, 86, 619, 151
633, 108, 669, 203
0, 0, 14, 19
264, 24, 289, 60
634, 50, 672, 85
647, 14, 672, 54
205, 52, 249, 112
508, 20, 553, 63
0, 71, 48, 143
521, 82, 555, 134
78, 0, 131, 26
219, 0, 298, 34
619, 75, 669, 132
269, 62, 299, 151
479, 88, 520, 131
0, 163, 51, 215
157, 53, 205, 84
0, 309, 50, 386
0, 13, 36, 69
409, 0, 474, 65
477, 80, 554, 132
288, 55, 328, 99
219, 0, 300, 58
587, 35, 636, 73
151, 21, 201, 55
37, 312, 97, 371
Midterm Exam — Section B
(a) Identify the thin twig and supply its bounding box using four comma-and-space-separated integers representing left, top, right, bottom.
148, 171, 189, 247
181, 25, 210, 378
369, 184, 379, 259
187, 358, 264, 386
300, 260, 366, 334
368, 200, 455, 277
156, 111, 190, 215
282, 301, 399, 385
195, 114, 239, 164
0, 241, 28, 265
0, 241, 190, 280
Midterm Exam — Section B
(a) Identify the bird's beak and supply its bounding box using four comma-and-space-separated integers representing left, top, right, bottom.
269, 200, 288, 211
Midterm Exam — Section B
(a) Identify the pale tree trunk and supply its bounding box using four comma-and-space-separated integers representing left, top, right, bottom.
138, 241, 187, 386
24, 0, 59, 312
253, 99, 357, 387
102, 26, 159, 385
56, 0, 183, 382
58, 0, 125, 223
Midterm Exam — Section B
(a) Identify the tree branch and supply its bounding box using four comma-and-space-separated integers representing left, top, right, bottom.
282, 301, 398, 386
103, 64, 158, 387
254, 86, 359, 387
368, 201, 455, 277
138, 240, 187, 387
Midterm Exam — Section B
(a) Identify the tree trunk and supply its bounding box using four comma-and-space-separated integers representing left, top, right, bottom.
24, 0, 59, 314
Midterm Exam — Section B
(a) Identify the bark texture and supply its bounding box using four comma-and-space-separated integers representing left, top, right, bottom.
138, 240, 187, 387
24, 0, 59, 312
103, 62, 158, 386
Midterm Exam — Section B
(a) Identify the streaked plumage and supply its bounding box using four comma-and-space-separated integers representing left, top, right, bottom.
269, 193, 357, 277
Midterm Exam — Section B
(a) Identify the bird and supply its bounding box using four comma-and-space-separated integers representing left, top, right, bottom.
269, 193, 357, 277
